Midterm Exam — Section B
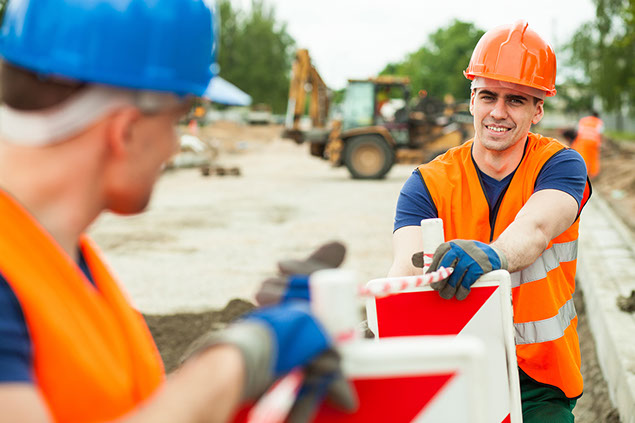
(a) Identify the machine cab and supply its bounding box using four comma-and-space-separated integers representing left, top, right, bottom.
341, 77, 410, 144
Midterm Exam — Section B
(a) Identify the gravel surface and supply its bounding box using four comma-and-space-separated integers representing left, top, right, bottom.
90, 126, 407, 313
90, 123, 624, 422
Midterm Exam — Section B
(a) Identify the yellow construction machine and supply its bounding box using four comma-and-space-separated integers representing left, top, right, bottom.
283, 49, 473, 179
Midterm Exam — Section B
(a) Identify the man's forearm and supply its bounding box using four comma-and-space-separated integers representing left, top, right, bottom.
491, 219, 550, 273
122, 345, 245, 423
491, 189, 579, 273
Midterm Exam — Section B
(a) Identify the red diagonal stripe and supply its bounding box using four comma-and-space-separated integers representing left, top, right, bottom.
231, 372, 456, 423
313, 372, 456, 422
375, 286, 498, 337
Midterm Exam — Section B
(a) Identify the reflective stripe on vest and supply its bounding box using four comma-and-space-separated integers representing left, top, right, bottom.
511, 240, 578, 287
515, 297, 577, 344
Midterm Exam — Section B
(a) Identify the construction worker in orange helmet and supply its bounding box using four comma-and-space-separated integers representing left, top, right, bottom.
0, 0, 355, 422
571, 110, 604, 178
389, 20, 591, 422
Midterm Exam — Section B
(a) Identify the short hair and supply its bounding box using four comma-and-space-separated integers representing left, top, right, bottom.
1, 61, 85, 111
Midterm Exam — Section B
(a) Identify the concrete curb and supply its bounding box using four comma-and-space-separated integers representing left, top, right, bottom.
577, 193, 635, 423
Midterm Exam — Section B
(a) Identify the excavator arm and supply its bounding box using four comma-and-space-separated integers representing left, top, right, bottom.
283, 49, 330, 142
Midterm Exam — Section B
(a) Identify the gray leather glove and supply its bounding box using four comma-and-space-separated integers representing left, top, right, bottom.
256, 241, 346, 306
288, 349, 356, 422
181, 302, 357, 414
413, 239, 508, 300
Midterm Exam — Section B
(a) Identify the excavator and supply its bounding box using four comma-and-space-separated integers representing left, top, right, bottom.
283, 49, 473, 179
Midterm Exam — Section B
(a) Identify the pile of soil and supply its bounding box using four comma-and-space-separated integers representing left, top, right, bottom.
144, 298, 255, 373
198, 121, 282, 153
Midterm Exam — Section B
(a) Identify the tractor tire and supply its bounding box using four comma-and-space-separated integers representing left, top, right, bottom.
343, 135, 395, 179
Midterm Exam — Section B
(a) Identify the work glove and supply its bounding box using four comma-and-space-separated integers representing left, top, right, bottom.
182, 302, 356, 419
412, 239, 508, 300
256, 241, 346, 305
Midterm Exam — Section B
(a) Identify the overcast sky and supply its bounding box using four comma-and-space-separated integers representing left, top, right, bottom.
230, 0, 596, 89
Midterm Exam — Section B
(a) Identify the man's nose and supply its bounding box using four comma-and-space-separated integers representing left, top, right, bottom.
489, 99, 508, 120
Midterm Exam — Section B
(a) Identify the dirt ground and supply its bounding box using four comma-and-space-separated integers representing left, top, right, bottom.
593, 139, 635, 231
89, 122, 633, 422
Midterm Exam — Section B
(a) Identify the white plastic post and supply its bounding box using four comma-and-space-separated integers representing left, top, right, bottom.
420, 218, 444, 269
309, 268, 361, 341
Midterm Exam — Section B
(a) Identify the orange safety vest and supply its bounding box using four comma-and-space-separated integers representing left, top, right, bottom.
576, 116, 603, 143
417, 132, 591, 398
572, 115, 603, 178
0, 189, 164, 422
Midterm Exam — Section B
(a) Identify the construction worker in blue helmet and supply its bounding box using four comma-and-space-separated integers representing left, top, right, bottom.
0, 0, 355, 421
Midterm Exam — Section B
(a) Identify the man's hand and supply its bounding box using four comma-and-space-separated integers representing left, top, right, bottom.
256, 241, 346, 305
418, 240, 508, 300
181, 302, 356, 417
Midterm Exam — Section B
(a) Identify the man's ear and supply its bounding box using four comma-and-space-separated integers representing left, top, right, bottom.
532, 100, 545, 125
469, 90, 475, 115
105, 106, 142, 157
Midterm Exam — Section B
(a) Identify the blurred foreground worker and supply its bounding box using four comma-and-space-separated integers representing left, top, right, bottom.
389, 21, 591, 422
0, 0, 352, 421
571, 111, 604, 178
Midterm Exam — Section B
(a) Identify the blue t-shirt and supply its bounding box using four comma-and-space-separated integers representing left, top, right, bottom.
394, 148, 588, 232
0, 251, 95, 383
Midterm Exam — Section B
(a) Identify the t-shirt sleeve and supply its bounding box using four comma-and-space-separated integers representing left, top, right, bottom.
394, 169, 438, 232
0, 274, 33, 383
534, 148, 588, 209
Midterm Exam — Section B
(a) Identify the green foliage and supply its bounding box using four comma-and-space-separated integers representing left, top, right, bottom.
379, 20, 484, 103
0, 0, 7, 22
605, 129, 635, 142
331, 88, 346, 105
566, 0, 635, 115
217, 0, 295, 113
553, 79, 595, 114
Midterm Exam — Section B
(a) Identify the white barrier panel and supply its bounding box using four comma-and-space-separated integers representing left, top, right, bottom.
366, 270, 521, 423
233, 336, 489, 423
312, 337, 488, 423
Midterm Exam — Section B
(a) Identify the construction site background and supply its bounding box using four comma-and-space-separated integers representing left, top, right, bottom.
89, 121, 634, 423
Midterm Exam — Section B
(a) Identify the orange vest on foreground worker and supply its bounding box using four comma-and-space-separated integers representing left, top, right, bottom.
572, 115, 603, 178
0, 190, 164, 422
417, 133, 591, 398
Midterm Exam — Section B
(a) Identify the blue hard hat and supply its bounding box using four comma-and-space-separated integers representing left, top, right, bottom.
0, 0, 219, 98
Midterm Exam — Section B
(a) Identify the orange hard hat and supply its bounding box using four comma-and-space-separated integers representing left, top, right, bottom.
464, 20, 557, 96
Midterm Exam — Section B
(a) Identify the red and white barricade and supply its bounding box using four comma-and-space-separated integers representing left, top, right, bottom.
311, 336, 488, 423
233, 269, 497, 423
365, 270, 521, 423
234, 219, 520, 422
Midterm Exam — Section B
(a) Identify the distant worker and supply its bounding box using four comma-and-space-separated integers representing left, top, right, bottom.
0, 0, 352, 421
571, 111, 604, 178
388, 21, 591, 422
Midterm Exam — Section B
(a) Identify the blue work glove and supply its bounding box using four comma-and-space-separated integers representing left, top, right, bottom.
256, 241, 346, 305
424, 239, 508, 300
182, 302, 356, 418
